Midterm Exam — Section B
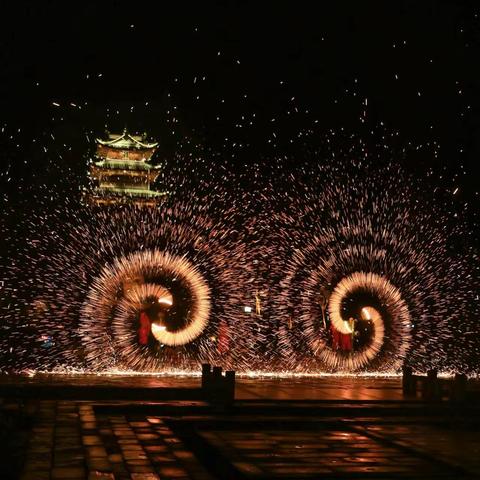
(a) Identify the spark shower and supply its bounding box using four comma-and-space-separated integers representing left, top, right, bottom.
0, 145, 477, 375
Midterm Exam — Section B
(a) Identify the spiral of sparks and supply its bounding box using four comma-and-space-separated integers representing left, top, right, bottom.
82, 250, 212, 368
264, 158, 476, 373
324, 272, 409, 370
0, 197, 255, 372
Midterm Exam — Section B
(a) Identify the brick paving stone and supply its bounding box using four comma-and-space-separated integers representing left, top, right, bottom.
128, 464, 157, 473
146, 417, 163, 424
144, 444, 169, 452
54, 459, 86, 468
130, 421, 150, 427
82, 422, 98, 430
82, 435, 102, 446
86, 445, 108, 458
137, 433, 159, 440
268, 466, 333, 474
232, 462, 265, 475
19, 472, 51, 480
51, 466, 87, 479
86, 457, 112, 471
130, 474, 160, 480
88, 473, 115, 479
110, 463, 130, 477
173, 449, 197, 461
107, 452, 123, 462
22, 460, 52, 471
150, 454, 177, 463
156, 465, 190, 477
127, 460, 151, 467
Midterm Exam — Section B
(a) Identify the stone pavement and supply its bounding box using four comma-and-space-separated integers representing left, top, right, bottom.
16, 400, 214, 480
1, 376, 479, 479
8, 400, 479, 479
197, 426, 458, 478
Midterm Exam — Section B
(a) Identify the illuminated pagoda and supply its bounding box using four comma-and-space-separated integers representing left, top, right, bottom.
88, 128, 166, 205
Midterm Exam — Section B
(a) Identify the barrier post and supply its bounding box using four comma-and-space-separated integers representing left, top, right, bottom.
422, 369, 439, 400
452, 373, 467, 402
225, 370, 235, 404
402, 366, 414, 395
201, 363, 211, 390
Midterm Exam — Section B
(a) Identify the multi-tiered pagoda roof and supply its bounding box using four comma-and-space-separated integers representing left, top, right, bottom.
88, 128, 166, 205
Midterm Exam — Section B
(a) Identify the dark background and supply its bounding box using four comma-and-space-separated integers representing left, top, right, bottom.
0, 1, 478, 211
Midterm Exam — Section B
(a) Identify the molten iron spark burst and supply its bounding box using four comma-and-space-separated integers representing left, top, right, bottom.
323, 272, 407, 370
82, 250, 212, 369
0, 145, 477, 374
0, 198, 255, 372
263, 158, 476, 373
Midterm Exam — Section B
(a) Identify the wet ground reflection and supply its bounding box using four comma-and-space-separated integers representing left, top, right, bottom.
0, 373, 406, 400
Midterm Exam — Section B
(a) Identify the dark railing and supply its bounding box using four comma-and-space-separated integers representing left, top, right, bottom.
402, 367, 468, 401
201, 364, 235, 405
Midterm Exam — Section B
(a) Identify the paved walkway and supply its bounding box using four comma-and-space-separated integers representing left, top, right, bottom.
4, 399, 478, 479
1, 376, 479, 479
18, 400, 214, 480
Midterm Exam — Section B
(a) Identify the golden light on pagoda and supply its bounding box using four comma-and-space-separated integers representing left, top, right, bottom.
87, 128, 167, 205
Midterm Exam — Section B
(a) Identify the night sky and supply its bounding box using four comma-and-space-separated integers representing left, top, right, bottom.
0, 1, 479, 209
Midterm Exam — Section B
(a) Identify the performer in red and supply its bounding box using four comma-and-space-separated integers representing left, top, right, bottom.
138, 311, 151, 345
217, 319, 230, 354
330, 322, 353, 352
331, 322, 341, 351
340, 329, 353, 351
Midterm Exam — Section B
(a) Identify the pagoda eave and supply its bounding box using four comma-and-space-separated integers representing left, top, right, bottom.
85, 196, 163, 207
89, 166, 160, 182
84, 189, 168, 207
